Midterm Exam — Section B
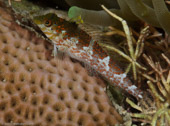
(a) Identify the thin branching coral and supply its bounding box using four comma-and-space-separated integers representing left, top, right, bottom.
126, 54, 170, 126
100, 5, 147, 81
105, 6, 170, 125
67, 0, 170, 34
95, 7, 169, 125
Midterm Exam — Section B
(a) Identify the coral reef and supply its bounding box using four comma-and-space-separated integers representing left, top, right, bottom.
3, 0, 170, 125
0, 2, 123, 126
67, 0, 170, 34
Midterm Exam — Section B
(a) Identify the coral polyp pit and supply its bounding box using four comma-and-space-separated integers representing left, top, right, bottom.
0, 3, 123, 126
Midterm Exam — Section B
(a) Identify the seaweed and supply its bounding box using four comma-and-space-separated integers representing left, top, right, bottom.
66, 0, 170, 34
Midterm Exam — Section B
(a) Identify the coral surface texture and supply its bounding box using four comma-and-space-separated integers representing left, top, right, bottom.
0, 3, 123, 126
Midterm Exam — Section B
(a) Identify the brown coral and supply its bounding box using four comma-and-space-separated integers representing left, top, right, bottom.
0, 2, 123, 126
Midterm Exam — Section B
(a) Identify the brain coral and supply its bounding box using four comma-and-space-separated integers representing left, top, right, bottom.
0, 2, 123, 126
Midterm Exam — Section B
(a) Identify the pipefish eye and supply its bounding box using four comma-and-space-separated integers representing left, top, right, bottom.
44, 19, 52, 27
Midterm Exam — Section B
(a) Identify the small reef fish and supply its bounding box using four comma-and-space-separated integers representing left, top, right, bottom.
33, 13, 142, 98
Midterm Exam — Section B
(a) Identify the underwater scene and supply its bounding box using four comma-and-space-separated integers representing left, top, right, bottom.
0, 0, 169, 125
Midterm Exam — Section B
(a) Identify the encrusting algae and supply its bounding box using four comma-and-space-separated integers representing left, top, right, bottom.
33, 13, 143, 99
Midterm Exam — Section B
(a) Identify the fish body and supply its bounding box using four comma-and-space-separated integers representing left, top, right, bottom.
33, 13, 142, 98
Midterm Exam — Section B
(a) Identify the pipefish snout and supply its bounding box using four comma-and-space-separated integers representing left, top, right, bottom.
33, 13, 143, 98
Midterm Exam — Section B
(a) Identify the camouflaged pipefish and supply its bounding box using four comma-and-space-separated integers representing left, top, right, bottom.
33, 13, 143, 98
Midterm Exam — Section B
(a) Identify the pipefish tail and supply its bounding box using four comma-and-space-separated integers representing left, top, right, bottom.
33, 13, 143, 99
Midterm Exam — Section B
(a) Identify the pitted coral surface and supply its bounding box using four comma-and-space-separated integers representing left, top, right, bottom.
0, 5, 123, 126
